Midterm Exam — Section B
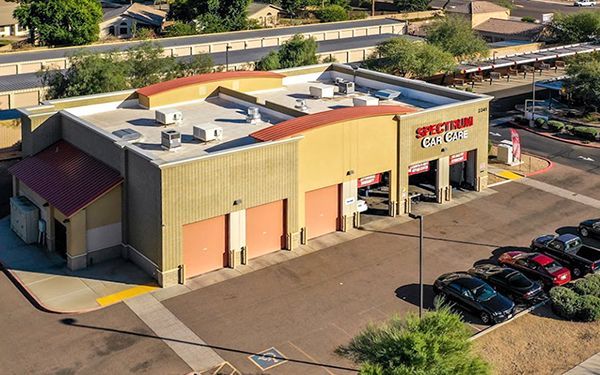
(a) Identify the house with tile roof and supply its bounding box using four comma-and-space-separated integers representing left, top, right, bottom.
0, 0, 28, 38
100, 2, 167, 39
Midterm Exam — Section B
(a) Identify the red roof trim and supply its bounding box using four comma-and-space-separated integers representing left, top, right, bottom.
9, 141, 123, 218
136, 71, 285, 97
250, 105, 417, 142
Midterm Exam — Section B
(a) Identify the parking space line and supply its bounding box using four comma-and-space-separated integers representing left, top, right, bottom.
330, 322, 352, 338
287, 341, 336, 375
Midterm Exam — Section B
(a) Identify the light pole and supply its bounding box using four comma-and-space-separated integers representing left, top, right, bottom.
529, 66, 536, 127
225, 45, 232, 72
409, 212, 424, 319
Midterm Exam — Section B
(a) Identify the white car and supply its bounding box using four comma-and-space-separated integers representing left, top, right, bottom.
357, 200, 368, 213
574, 0, 596, 6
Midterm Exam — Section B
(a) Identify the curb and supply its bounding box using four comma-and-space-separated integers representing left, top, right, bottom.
523, 152, 554, 177
0, 259, 101, 315
511, 122, 600, 150
469, 299, 549, 341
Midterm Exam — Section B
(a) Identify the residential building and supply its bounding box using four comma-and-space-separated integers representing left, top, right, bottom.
0, 0, 28, 38
100, 2, 167, 39
247, 2, 283, 27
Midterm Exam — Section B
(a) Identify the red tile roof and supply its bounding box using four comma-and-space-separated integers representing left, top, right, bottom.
250, 105, 417, 141
136, 71, 285, 97
9, 141, 123, 218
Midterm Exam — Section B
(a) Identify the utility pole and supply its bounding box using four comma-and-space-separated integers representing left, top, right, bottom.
225, 45, 232, 72
409, 212, 424, 319
530, 67, 536, 127
372, 0, 376, 17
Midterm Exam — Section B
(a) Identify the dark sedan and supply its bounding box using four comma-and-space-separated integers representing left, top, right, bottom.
433, 272, 515, 325
579, 218, 600, 239
468, 264, 546, 305
498, 251, 571, 288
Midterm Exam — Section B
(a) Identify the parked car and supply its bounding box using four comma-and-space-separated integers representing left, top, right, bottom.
498, 251, 571, 287
574, 0, 596, 6
531, 234, 600, 277
433, 272, 515, 324
356, 200, 368, 213
468, 264, 546, 305
579, 218, 600, 239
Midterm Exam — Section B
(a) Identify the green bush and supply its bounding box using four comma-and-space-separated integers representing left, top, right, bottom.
565, 124, 575, 132
535, 117, 547, 127
547, 120, 565, 132
165, 21, 197, 37
578, 295, 600, 322
315, 5, 349, 22
573, 274, 600, 298
550, 287, 581, 320
521, 16, 536, 23
572, 126, 600, 141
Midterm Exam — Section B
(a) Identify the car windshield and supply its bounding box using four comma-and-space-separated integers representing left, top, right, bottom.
508, 273, 531, 288
472, 284, 497, 302
544, 261, 563, 274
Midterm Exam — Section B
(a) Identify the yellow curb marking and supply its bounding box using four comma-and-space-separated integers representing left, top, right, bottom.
496, 170, 523, 180
96, 285, 158, 307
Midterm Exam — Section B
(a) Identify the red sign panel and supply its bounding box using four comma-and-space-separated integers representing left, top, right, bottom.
408, 161, 430, 175
510, 128, 521, 161
415, 116, 474, 139
357, 173, 382, 188
449, 152, 467, 165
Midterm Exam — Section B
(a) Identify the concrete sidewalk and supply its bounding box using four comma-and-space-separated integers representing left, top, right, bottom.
564, 353, 600, 375
0, 217, 157, 313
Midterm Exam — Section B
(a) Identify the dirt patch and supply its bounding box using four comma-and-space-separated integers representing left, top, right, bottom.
474, 306, 600, 375
489, 146, 551, 176
487, 173, 506, 185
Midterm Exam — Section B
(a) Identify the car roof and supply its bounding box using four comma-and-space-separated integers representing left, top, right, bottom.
439, 272, 485, 289
531, 253, 555, 266
472, 264, 504, 275
557, 233, 579, 242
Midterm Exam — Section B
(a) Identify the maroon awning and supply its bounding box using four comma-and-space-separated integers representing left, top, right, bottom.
9, 141, 123, 218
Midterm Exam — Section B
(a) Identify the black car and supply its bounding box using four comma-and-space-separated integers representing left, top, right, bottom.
433, 272, 515, 325
467, 264, 546, 305
579, 218, 600, 239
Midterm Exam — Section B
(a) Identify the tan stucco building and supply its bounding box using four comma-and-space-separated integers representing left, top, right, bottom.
442, 1, 510, 28
10, 64, 491, 287
248, 2, 283, 27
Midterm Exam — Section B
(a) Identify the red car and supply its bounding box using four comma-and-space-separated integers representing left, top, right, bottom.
498, 251, 571, 287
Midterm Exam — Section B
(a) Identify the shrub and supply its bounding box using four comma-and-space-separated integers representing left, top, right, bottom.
547, 120, 565, 132
255, 51, 280, 71
565, 124, 575, 132
578, 295, 600, 322
573, 274, 600, 298
572, 126, 600, 141
165, 21, 197, 37
513, 115, 526, 124
535, 117, 547, 128
550, 287, 580, 320
348, 11, 368, 20
315, 5, 349, 22
521, 16, 536, 23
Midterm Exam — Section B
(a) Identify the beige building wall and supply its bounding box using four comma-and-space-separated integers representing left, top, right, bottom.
471, 10, 509, 28
0, 118, 21, 150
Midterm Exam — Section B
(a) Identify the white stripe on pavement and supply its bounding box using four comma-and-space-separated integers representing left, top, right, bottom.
517, 178, 600, 209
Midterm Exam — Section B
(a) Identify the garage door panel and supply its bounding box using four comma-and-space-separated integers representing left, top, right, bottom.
247, 200, 285, 259
183, 215, 227, 278
306, 185, 339, 240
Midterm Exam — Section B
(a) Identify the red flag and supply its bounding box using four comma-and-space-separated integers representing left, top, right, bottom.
510, 128, 521, 161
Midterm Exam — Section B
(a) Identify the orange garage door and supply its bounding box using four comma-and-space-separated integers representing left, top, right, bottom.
305, 185, 339, 240
183, 215, 227, 278
246, 200, 286, 259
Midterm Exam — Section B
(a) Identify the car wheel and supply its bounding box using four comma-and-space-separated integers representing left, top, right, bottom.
480, 312, 491, 325
573, 267, 582, 278
580, 227, 589, 237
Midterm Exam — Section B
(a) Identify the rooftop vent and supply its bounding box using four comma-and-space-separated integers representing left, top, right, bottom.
335, 78, 355, 95
309, 85, 334, 99
155, 109, 183, 125
193, 123, 223, 142
112, 128, 142, 142
246, 106, 261, 125
161, 129, 181, 150
374, 89, 401, 101
295, 99, 308, 112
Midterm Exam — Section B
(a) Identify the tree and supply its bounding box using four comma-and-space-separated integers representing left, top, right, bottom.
41, 51, 128, 99
13, 0, 102, 46
125, 42, 178, 88
165, 21, 198, 37
169, 0, 250, 31
394, 0, 430, 12
256, 51, 281, 70
277, 34, 318, 68
176, 54, 214, 77
564, 52, 600, 112
337, 303, 491, 375
281, 0, 308, 18
425, 16, 489, 60
219, 0, 251, 30
364, 37, 455, 78
550, 11, 600, 44
169, 0, 219, 22
315, 5, 349, 23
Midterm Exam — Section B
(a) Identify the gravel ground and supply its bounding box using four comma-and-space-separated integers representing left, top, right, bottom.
474, 305, 600, 375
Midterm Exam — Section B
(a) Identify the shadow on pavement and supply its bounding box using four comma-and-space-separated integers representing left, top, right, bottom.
59, 318, 359, 373
556, 226, 579, 236
368, 230, 502, 249
394, 283, 435, 310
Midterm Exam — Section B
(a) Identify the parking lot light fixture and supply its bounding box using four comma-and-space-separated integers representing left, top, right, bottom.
408, 212, 424, 319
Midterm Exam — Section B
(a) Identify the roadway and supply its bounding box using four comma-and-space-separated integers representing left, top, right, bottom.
0, 33, 410, 93
506, 0, 588, 19
0, 18, 402, 65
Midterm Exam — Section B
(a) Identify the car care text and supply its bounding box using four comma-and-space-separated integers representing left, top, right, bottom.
415, 116, 474, 148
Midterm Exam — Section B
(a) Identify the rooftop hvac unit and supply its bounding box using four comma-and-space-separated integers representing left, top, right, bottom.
155, 109, 183, 125
374, 89, 401, 101
10, 196, 40, 244
161, 129, 181, 150
335, 78, 355, 94
112, 128, 142, 142
295, 99, 308, 111
353, 96, 379, 107
246, 106, 261, 124
193, 123, 223, 142
309, 85, 334, 99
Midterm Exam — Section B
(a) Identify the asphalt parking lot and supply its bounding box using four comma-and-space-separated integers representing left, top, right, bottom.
161, 170, 600, 374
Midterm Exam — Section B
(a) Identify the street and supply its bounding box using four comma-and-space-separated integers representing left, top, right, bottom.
505, 0, 585, 19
